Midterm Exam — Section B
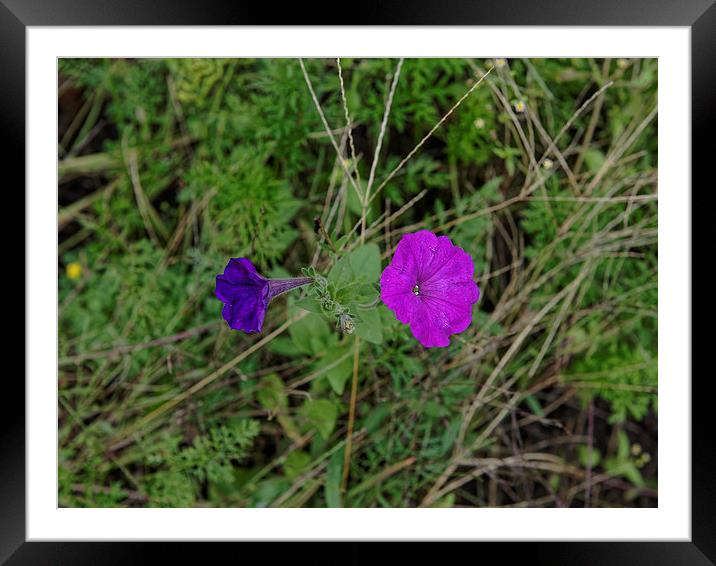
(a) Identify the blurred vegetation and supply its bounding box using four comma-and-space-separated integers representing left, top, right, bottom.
58, 57, 657, 508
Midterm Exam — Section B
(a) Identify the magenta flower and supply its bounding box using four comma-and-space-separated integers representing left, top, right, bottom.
380, 230, 479, 348
216, 258, 312, 333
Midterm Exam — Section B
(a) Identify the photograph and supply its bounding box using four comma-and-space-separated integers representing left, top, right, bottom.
57, 57, 658, 509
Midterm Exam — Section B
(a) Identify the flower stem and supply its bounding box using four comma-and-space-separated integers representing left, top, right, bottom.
341, 336, 361, 493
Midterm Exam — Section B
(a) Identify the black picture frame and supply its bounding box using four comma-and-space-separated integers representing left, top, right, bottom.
4, 0, 711, 563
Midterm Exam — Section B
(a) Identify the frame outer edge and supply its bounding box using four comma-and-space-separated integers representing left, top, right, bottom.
0, 0, 27, 563
691, 1, 716, 562
0, 0, 714, 26
6, 0, 713, 560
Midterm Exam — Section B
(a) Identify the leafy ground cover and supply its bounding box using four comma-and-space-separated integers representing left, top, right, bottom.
58, 57, 657, 508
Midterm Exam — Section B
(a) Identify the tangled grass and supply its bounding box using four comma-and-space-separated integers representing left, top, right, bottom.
58, 57, 657, 508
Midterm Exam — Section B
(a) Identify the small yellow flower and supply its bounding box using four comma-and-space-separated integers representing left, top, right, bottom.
513, 100, 526, 114
474, 118, 486, 129
66, 262, 82, 280
617, 58, 629, 69
630, 443, 642, 456
495, 58, 508, 69
543, 158, 554, 170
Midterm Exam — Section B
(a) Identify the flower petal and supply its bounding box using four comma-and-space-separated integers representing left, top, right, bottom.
223, 257, 263, 282
409, 299, 451, 348
380, 230, 481, 348
216, 257, 269, 303
422, 285, 477, 335
388, 232, 424, 282
421, 236, 475, 286
215, 274, 263, 304
403, 230, 444, 281
380, 264, 421, 325
215, 257, 270, 332
221, 290, 268, 333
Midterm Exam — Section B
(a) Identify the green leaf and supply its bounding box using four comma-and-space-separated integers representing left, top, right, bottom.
256, 373, 301, 441
506, 156, 515, 176
478, 176, 503, 199
257, 374, 287, 413
327, 254, 355, 290
284, 450, 312, 481
325, 447, 344, 507
294, 296, 323, 315
524, 394, 545, 417
252, 478, 291, 508
328, 244, 382, 291
362, 404, 391, 434
347, 243, 381, 283
352, 283, 379, 304
334, 234, 350, 250
617, 431, 631, 460
256, 374, 301, 442
605, 460, 645, 488
268, 337, 302, 357
346, 181, 364, 216
320, 345, 354, 395
621, 462, 645, 488
302, 399, 338, 440
289, 311, 330, 355
354, 306, 383, 344
583, 148, 605, 172
577, 445, 601, 468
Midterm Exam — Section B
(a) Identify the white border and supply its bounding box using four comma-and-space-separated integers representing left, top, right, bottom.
28, 27, 690, 540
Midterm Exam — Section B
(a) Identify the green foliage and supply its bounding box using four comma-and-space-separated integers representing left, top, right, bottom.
140, 420, 259, 507
299, 243, 383, 343
322, 344, 355, 395
284, 450, 312, 481
565, 336, 657, 423
59, 57, 658, 509
183, 145, 301, 265
324, 448, 344, 508
603, 431, 645, 488
301, 399, 339, 440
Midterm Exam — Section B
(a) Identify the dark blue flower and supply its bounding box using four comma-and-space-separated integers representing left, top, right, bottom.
215, 258, 312, 333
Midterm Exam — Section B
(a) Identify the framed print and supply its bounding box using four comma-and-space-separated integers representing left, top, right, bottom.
4, 0, 712, 562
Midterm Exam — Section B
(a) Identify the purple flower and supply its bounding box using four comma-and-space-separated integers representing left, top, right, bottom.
215, 258, 312, 333
380, 230, 480, 348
